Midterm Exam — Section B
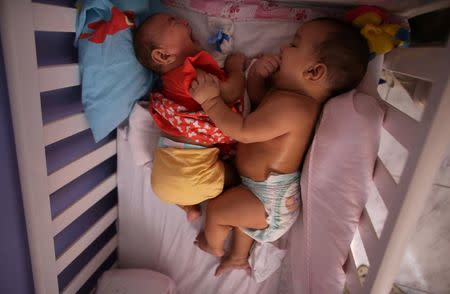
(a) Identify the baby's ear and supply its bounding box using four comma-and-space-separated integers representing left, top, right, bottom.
304, 63, 327, 82
151, 48, 176, 66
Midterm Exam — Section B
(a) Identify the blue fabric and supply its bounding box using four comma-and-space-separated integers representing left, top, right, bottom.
208, 30, 230, 52
74, 0, 166, 142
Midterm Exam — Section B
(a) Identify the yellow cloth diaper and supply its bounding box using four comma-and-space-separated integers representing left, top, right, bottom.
151, 147, 225, 205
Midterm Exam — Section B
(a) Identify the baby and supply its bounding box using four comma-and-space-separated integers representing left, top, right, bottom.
133, 13, 245, 221
189, 18, 369, 275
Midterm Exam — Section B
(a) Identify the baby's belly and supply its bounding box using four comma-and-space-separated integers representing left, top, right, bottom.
236, 141, 300, 181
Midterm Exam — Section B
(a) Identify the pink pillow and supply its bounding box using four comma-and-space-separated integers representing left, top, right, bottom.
289, 89, 384, 294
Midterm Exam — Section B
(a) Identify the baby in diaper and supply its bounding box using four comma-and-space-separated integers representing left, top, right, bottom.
133, 13, 246, 221
190, 18, 370, 275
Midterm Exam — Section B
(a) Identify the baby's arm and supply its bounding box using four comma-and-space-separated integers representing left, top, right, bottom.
218, 53, 246, 104
247, 54, 280, 107
189, 71, 295, 143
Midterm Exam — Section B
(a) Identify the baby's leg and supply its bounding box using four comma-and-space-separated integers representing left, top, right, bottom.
177, 204, 201, 222
195, 186, 267, 256
215, 228, 253, 276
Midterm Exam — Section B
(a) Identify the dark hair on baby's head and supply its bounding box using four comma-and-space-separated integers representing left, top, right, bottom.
133, 14, 162, 73
313, 18, 369, 97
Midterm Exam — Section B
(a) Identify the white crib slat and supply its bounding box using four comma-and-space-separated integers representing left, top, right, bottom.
358, 209, 379, 263
62, 236, 118, 294
0, 1, 59, 292
44, 113, 89, 146
373, 158, 397, 211
56, 206, 118, 274
369, 41, 450, 294
32, 3, 76, 32
382, 101, 420, 151
398, 0, 450, 18
384, 47, 449, 82
344, 251, 362, 292
38, 64, 80, 92
48, 140, 116, 194
53, 174, 117, 236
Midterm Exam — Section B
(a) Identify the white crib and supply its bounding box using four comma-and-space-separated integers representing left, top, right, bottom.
1, 0, 449, 293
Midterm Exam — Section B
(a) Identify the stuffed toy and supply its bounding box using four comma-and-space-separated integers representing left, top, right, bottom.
346, 5, 409, 57
207, 16, 235, 67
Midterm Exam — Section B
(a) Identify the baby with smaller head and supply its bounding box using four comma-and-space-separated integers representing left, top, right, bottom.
189, 17, 370, 276
134, 13, 245, 98
134, 13, 200, 73
133, 13, 245, 222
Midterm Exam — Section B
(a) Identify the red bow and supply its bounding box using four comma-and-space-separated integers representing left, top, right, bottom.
80, 7, 134, 44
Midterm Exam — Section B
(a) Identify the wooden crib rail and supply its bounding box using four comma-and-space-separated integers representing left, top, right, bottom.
0, 1, 118, 293
53, 174, 117, 236
47, 140, 117, 194
32, 3, 76, 33
0, 1, 59, 292
38, 64, 79, 92
345, 38, 450, 293
373, 158, 397, 211
62, 236, 118, 294
382, 103, 421, 151
44, 113, 90, 146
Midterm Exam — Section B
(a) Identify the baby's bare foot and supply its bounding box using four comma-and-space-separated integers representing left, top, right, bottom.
194, 232, 224, 257
215, 255, 251, 276
178, 205, 201, 222
186, 205, 201, 222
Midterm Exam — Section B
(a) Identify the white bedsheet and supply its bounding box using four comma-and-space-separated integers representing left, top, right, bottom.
117, 125, 295, 293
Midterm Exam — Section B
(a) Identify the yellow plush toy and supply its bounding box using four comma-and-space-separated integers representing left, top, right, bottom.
346, 6, 409, 56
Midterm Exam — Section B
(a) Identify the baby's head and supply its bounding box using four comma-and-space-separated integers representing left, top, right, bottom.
134, 13, 201, 73
274, 18, 369, 101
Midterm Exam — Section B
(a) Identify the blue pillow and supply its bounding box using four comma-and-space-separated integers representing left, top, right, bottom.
74, 0, 165, 142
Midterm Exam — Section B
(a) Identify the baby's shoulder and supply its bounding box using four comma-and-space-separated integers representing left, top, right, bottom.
265, 90, 316, 110
260, 91, 320, 125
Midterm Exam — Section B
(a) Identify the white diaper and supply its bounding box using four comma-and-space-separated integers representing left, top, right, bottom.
241, 172, 301, 243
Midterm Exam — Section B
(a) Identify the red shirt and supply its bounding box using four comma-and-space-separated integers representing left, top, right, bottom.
161, 50, 226, 111
149, 51, 243, 145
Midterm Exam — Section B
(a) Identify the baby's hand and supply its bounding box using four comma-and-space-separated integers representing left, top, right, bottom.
224, 53, 246, 73
285, 196, 300, 213
250, 54, 280, 79
190, 70, 220, 105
